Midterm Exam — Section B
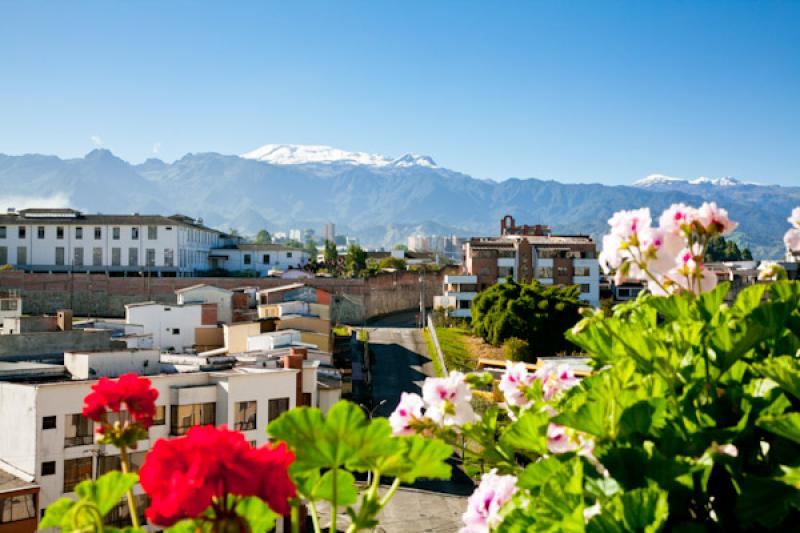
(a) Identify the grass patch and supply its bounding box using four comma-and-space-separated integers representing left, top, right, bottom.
423, 328, 445, 377
332, 325, 351, 337
435, 326, 475, 372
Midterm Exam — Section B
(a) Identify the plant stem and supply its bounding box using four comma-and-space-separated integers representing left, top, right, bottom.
378, 478, 402, 508
330, 468, 337, 533
309, 501, 322, 533
118, 445, 140, 529
291, 502, 300, 533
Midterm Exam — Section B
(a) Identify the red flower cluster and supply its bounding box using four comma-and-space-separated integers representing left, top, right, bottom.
83, 373, 159, 429
139, 425, 296, 526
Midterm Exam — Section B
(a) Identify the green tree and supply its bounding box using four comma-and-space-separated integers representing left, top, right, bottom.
393, 244, 408, 251
324, 239, 338, 263
304, 239, 319, 257
284, 239, 304, 249
503, 337, 530, 361
378, 256, 407, 270
471, 279, 586, 359
705, 235, 753, 261
254, 229, 272, 244
345, 244, 368, 276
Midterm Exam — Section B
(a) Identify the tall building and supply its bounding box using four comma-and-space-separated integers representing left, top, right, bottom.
434, 215, 599, 317
323, 223, 335, 244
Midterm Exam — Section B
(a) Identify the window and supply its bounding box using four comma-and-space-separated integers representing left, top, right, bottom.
172, 328, 180, 335
234, 401, 257, 431
574, 266, 591, 277
0, 493, 36, 524
556, 266, 568, 276
153, 405, 166, 426
75, 227, 83, 240
17, 226, 25, 239
41, 461, 56, 476
42, 415, 56, 430
0, 247, 7, 264
146, 248, 156, 267
93, 247, 102, 266
164, 248, 174, 267
244, 254, 252, 265
97, 451, 147, 476
94, 227, 102, 239
112, 227, 120, 240
262, 254, 270, 264
131, 227, 139, 240
147, 226, 157, 240
64, 413, 93, 447
37, 226, 45, 239
537, 267, 553, 279
287, 252, 293, 258
268, 398, 290, 423
128, 248, 138, 266
580, 284, 591, 294
16, 246, 26, 265
302, 392, 312, 407
73, 247, 84, 267
112, 248, 121, 266
63, 457, 92, 492
55, 247, 65, 266
105, 494, 148, 528
0, 226, 5, 239
170, 403, 216, 436
56, 226, 64, 239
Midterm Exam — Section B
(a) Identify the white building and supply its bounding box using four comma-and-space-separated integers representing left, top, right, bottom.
0, 349, 316, 531
175, 284, 234, 325
0, 208, 233, 277
209, 244, 309, 276
125, 302, 218, 353
434, 275, 478, 318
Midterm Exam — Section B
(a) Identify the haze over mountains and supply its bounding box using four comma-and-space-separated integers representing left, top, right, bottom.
0, 145, 797, 258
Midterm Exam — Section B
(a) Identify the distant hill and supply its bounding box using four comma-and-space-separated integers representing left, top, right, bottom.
0, 145, 797, 258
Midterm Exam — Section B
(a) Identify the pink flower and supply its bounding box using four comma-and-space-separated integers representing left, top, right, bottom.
757, 261, 782, 281
537, 364, 579, 402
389, 392, 425, 436
659, 203, 698, 234
499, 362, 535, 408
460, 469, 517, 533
787, 207, 800, 229
638, 228, 684, 276
608, 208, 651, 240
697, 202, 737, 235
785, 229, 800, 253
422, 371, 476, 427
598, 234, 624, 273
546, 423, 576, 454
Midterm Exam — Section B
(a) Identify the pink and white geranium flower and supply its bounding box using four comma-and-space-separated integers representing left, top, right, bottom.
697, 201, 737, 235
537, 364, 579, 401
785, 229, 800, 253
460, 469, 517, 533
422, 371, 477, 427
389, 392, 425, 436
499, 361, 535, 408
787, 207, 800, 229
608, 208, 651, 241
659, 203, 698, 234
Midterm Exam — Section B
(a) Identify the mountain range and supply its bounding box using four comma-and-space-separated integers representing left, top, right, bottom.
0, 145, 797, 258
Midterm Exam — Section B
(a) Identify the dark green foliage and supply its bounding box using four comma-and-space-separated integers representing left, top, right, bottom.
471, 279, 587, 358
705, 235, 753, 261
378, 256, 407, 270
503, 337, 530, 362
345, 244, 368, 275
254, 229, 271, 243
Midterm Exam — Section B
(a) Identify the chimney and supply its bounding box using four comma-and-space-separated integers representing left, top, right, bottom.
283, 352, 305, 406
290, 347, 308, 360
57, 309, 73, 331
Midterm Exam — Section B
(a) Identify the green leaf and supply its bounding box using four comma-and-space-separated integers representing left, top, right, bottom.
757, 412, 800, 444
737, 475, 800, 528
313, 469, 358, 506
235, 496, 278, 532
517, 457, 563, 491
586, 487, 669, 533
75, 470, 139, 516
39, 497, 76, 529
386, 435, 452, 483
754, 356, 800, 400
499, 410, 549, 455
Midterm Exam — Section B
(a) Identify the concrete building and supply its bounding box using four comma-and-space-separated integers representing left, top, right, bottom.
125, 302, 220, 353
0, 470, 39, 533
0, 348, 317, 531
175, 284, 234, 325
208, 244, 309, 276
0, 208, 234, 277
323, 223, 335, 244
434, 215, 600, 318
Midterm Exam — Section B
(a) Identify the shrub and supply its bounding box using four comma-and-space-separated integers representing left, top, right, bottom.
503, 337, 530, 362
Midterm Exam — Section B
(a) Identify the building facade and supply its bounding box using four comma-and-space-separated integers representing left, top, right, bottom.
208, 244, 310, 276
0, 209, 231, 277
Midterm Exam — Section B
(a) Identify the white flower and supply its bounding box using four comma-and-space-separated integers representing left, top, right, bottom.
546, 423, 576, 454
389, 392, 424, 436
757, 261, 782, 281
460, 469, 517, 533
537, 364, 579, 401
422, 371, 476, 427
608, 208, 652, 241
598, 233, 624, 273
785, 229, 800, 253
787, 207, 800, 229
583, 502, 602, 522
697, 202, 737, 235
659, 203, 698, 234
716, 443, 739, 458
499, 361, 535, 408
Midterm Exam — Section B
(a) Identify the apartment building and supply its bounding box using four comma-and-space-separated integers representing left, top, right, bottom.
125, 302, 223, 353
0, 348, 316, 530
208, 244, 310, 276
435, 215, 600, 318
0, 208, 232, 277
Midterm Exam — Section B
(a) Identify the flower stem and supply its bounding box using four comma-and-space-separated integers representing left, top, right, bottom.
378, 478, 402, 508
291, 502, 301, 533
118, 445, 140, 529
308, 500, 322, 533
330, 468, 337, 532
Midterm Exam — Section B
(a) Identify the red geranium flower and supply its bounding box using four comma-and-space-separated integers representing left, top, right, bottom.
139, 425, 296, 527
83, 372, 159, 427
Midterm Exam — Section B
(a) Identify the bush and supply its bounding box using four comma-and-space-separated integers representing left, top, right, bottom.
471, 279, 586, 357
503, 337, 530, 362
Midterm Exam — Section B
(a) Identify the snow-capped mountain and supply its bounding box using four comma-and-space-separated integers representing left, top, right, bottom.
0, 146, 797, 258
240, 143, 437, 168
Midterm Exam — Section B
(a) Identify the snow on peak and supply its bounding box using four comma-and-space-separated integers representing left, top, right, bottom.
633, 174, 687, 187
240, 144, 436, 168
688, 176, 742, 187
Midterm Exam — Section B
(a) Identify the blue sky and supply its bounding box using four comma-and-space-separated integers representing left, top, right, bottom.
1, 1, 798, 185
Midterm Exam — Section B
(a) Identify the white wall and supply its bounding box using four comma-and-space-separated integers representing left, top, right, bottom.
217, 248, 310, 275
126, 304, 203, 352
177, 286, 233, 325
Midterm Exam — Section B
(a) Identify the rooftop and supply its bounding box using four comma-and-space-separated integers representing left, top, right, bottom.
0, 468, 38, 494
0, 209, 226, 235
